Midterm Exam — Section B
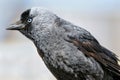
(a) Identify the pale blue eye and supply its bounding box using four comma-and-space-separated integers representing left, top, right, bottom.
27, 18, 32, 23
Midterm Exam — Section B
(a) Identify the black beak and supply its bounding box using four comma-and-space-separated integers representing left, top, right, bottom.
6, 20, 25, 30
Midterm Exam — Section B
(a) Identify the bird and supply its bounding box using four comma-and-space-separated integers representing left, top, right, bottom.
7, 7, 120, 80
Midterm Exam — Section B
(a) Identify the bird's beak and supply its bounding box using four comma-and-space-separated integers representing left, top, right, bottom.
6, 20, 25, 30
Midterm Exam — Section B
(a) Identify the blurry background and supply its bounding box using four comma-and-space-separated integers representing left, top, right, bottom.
0, 0, 120, 80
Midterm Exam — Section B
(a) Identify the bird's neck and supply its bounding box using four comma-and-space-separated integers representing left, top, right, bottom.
33, 28, 64, 56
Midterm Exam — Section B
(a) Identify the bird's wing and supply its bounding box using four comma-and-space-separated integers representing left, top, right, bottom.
65, 31, 120, 76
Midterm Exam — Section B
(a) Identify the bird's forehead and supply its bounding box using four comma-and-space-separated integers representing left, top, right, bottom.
21, 9, 31, 20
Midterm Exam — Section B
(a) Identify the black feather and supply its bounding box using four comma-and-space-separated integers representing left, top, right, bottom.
21, 9, 31, 22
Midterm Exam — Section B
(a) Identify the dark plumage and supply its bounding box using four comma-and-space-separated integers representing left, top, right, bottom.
7, 7, 120, 80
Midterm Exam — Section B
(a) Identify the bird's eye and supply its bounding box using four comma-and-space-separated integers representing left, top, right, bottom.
27, 18, 32, 23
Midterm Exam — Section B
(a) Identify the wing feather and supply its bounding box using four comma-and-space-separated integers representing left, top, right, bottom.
65, 33, 120, 77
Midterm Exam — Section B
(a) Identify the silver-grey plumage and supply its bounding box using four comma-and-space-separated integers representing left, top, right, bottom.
29, 8, 104, 80
7, 7, 120, 80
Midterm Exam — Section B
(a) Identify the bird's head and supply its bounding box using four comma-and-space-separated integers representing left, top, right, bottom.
7, 7, 59, 41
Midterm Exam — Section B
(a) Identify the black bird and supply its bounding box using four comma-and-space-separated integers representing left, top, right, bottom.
7, 7, 120, 80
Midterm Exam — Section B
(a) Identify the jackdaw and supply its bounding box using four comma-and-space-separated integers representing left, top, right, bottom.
7, 7, 120, 80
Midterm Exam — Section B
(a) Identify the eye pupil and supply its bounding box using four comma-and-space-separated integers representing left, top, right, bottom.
28, 18, 32, 23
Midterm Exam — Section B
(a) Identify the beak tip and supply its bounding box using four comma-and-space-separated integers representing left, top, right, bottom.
6, 28, 11, 30
6, 20, 24, 30
6, 27, 14, 30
